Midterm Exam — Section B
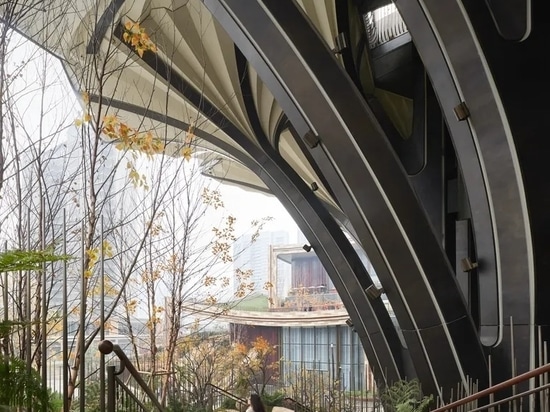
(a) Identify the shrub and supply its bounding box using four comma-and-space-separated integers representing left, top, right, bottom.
0, 357, 55, 411
381, 379, 433, 412
261, 391, 285, 407
221, 397, 237, 409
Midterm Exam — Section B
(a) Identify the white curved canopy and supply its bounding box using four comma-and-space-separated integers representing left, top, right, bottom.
8, 0, 340, 210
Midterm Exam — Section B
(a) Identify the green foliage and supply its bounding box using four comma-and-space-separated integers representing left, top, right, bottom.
166, 397, 186, 412
0, 249, 70, 411
48, 391, 63, 411
0, 320, 41, 339
68, 379, 107, 412
221, 397, 237, 409
0, 248, 71, 272
261, 391, 284, 406
0, 357, 55, 411
260, 391, 285, 412
0, 321, 13, 339
381, 379, 433, 412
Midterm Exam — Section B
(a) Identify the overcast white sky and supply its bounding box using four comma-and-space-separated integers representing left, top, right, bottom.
7, 33, 300, 241
218, 184, 299, 240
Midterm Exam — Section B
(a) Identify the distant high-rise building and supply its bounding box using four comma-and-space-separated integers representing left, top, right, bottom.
226, 244, 374, 395
42, 128, 128, 310
233, 230, 289, 295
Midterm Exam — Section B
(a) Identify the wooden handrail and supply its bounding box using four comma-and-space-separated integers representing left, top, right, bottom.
466, 383, 550, 412
99, 339, 165, 411
431, 362, 550, 412
207, 383, 247, 405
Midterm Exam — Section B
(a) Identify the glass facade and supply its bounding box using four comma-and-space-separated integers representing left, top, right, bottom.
280, 325, 366, 390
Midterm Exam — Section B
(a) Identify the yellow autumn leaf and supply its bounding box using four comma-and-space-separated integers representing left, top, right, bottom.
74, 118, 83, 127
126, 299, 138, 314
103, 114, 117, 125
204, 276, 216, 286
123, 20, 158, 56
118, 122, 130, 138
102, 240, 114, 258
181, 146, 192, 161
205, 295, 218, 305
87, 248, 99, 263
152, 139, 164, 153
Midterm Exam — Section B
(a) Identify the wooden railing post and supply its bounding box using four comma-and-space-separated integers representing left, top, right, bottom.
106, 365, 116, 412
99, 339, 165, 411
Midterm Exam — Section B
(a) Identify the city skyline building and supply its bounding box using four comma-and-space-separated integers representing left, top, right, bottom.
232, 230, 290, 296
225, 243, 374, 395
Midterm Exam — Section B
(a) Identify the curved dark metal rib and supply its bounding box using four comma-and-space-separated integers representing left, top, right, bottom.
233, 43, 404, 384
234, 48, 338, 204
202, 0, 488, 397
86, 0, 126, 54
234, 45, 269, 145
394, 0, 501, 349
395, 0, 533, 382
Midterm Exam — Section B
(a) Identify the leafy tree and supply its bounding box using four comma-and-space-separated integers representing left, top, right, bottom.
1, 3, 273, 410
234, 336, 279, 395
174, 332, 240, 412
68, 379, 102, 412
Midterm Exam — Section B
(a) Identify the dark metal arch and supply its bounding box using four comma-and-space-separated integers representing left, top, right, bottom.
235, 48, 339, 206
86, 0, 126, 54
271, 113, 288, 151
270, 113, 340, 204
234, 45, 270, 146
272, 116, 355, 240
395, 0, 533, 380
102, 34, 405, 384
234, 44, 408, 383
393, 0, 499, 349
203, 0, 488, 397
